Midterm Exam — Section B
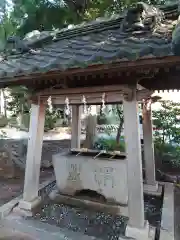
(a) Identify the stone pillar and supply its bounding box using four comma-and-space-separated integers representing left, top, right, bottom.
84, 106, 97, 149
71, 105, 81, 149
123, 94, 144, 229
142, 103, 157, 192
17, 99, 45, 213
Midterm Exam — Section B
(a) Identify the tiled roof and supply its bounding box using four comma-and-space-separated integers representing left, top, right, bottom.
0, 2, 179, 80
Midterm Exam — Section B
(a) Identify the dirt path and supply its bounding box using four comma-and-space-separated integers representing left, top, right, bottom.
0, 168, 54, 206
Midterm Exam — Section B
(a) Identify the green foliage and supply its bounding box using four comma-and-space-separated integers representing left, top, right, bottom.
97, 112, 108, 125
6, 86, 30, 116
44, 107, 62, 131
153, 100, 180, 144
153, 100, 180, 169
154, 140, 180, 169
12, 0, 79, 36
109, 104, 124, 143
84, 0, 166, 20
110, 104, 123, 122
0, 129, 7, 138
94, 138, 125, 152
10, 0, 168, 38
0, 1, 17, 51
0, 114, 8, 127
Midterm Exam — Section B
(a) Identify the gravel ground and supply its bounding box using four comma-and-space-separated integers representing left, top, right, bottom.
32, 202, 128, 240
144, 194, 162, 228
28, 191, 162, 240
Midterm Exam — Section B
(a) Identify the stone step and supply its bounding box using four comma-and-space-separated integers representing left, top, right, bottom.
0, 214, 130, 240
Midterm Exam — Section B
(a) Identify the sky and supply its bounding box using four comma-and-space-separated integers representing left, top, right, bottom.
152, 90, 180, 110
154, 90, 180, 101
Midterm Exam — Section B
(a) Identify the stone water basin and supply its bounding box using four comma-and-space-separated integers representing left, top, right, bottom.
53, 149, 127, 205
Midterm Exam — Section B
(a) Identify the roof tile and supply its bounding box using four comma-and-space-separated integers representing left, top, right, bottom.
0, 2, 179, 80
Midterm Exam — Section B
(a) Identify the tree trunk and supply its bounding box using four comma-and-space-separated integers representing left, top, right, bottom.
1, 89, 6, 117
19, 103, 24, 128
3, 92, 7, 117
116, 118, 124, 143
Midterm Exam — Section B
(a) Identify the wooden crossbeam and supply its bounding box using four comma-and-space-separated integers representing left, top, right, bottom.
37, 84, 132, 96
39, 89, 155, 105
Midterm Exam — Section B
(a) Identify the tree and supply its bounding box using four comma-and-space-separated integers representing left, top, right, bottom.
6, 86, 30, 117
152, 100, 180, 171
0, 0, 17, 118
11, 0, 166, 38
110, 105, 124, 143
11, 0, 82, 36
153, 100, 180, 145
0, 1, 16, 50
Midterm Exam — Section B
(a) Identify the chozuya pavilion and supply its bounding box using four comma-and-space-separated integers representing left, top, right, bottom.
0, 1, 180, 239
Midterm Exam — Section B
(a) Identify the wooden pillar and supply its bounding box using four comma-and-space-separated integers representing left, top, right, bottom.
71, 105, 81, 149
18, 99, 45, 211
123, 94, 144, 228
142, 103, 157, 190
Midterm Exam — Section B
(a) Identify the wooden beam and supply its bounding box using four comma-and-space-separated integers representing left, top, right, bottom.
39, 89, 155, 105
37, 84, 132, 96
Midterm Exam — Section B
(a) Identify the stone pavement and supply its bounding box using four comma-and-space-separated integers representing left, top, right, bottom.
0, 214, 101, 240
0, 228, 35, 240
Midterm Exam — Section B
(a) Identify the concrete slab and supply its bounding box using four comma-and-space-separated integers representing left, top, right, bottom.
0, 195, 21, 219
143, 184, 162, 197
125, 221, 155, 240
143, 183, 158, 192
159, 182, 174, 240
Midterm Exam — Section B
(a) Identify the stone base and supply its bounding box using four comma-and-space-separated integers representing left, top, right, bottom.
13, 207, 33, 217
143, 183, 162, 196
144, 183, 158, 192
13, 196, 41, 217
160, 183, 174, 240
125, 221, 155, 240
49, 189, 128, 217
